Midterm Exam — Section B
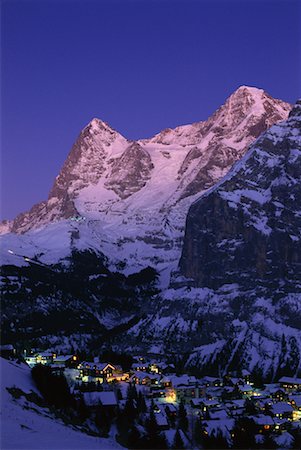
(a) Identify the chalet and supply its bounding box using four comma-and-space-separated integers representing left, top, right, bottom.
228, 399, 245, 410
200, 399, 221, 417
241, 369, 251, 384
279, 376, 301, 392
271, 402, 293, 420
224, 376, 241, 387
83, 391, 117, 413
131, 363, 149, 372
161, 377, 172, 388
50, 364, 65, 376
53, 355, 77, 368
150, 385, 165, 398
24, 355, 38, 368
239, 384, 257, 397
160, 363, 176, 375
252, 414, 275, 433
130, 371, 153, 385
36, 351, 56, 365
168, 374, 200, 401
190, 398, 203, 409
289, 394, 301, 411
269, 388, 288, 402
174, 384, 199, 403
202, 376, 223, 387
165, 403, 178, 419
78, 362, 116, 383
206, 386, 223, 400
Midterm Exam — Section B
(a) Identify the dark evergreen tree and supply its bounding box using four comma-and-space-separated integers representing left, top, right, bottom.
77, 396, 89, 421
126, 382, 138, 401
144, 409, 168, 449
231, 417, 257, 449
263, 433, 277, 449
201, 429, 229, 449
31, 364, 72, 409
178, 400, 188, 432
127, 425, 141, 449
244, 398, 257, 415
116, 387, 123, 401
193, 416, 203, 447
251, 364, 265, 389
95, 405, 111, 437
291, 427, 301, 449
172, 429, 185, 449
116, 406, 127, 436
137, 391, 147, 413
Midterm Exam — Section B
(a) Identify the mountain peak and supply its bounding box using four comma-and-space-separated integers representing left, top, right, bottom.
85, 117, 117, 135
235, 85, 264, 94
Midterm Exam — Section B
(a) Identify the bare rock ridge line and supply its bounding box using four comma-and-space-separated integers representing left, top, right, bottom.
0, 86, 292, 280
2, 86, 290, 240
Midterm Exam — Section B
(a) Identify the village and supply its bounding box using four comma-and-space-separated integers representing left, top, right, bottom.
10, 347, 300, 448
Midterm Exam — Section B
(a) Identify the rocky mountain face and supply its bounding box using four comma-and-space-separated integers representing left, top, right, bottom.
1, 87, 291, 279
179, 100, 301, 289
120, 100, 301, 379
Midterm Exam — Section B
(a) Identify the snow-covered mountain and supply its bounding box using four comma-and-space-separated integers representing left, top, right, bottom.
120, 100, 301, 378
0, 87, 291, 281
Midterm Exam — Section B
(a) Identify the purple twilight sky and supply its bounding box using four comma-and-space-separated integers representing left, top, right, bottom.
1, 0, 301, 220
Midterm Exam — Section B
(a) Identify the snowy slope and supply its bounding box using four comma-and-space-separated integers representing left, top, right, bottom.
0, 358, 121, 450
0, 87, 291, 283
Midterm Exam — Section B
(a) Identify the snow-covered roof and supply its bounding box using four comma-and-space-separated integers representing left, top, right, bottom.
203, 418, 235, 437
239, 384, 253, 392
210, 409, 229, 420
132, 371, 153, 380
271, 402, 293, 414
202, 376, 222, 383
169, 374, 197, 387
80, 361, 115, 371
36, 352, 53, 357
279, 376, 301, 385
54, 355, 73, 362
0, 344, 14, 351
229, 399, 245, 408
83, 391, 117, 407
202, 399, 220, 407
252, 414, 274, 426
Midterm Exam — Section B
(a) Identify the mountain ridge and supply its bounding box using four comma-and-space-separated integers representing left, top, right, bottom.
0, 86, 291, 280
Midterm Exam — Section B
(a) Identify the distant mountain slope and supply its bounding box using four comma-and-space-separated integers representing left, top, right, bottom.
0, 87, 291, 279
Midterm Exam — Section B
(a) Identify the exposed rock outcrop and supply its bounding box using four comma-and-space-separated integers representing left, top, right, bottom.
180, 100, 301, 290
